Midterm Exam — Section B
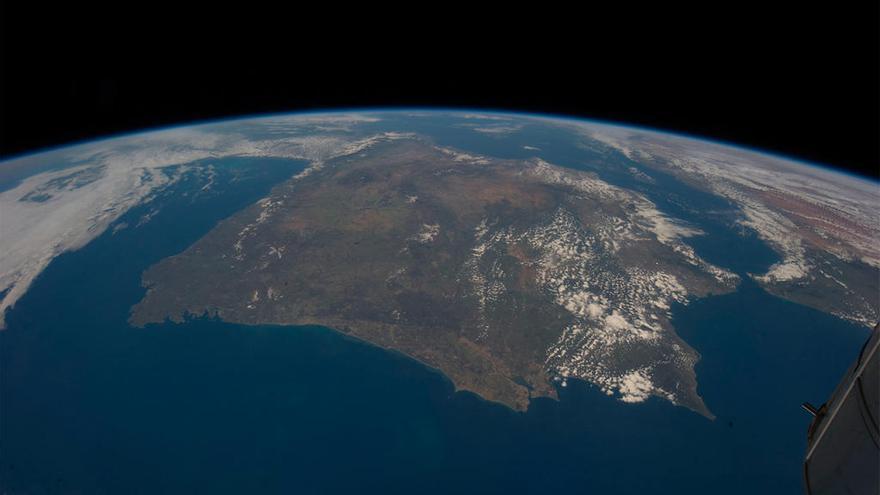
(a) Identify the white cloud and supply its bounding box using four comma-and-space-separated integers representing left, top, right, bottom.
0, 114, 399, 328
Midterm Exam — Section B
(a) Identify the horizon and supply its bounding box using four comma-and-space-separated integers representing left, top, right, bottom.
2, 107, 877, 185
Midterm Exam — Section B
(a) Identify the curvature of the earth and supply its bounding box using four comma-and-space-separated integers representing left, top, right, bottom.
1, 111, 878, 420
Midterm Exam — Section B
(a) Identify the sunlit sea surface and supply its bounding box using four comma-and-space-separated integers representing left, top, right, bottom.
1, 119, 868, 494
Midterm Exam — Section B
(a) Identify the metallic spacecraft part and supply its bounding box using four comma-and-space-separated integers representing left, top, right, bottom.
804, 323, 879, 495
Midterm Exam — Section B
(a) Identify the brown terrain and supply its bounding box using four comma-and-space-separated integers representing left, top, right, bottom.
131, 138, 733, 414
580, 127, 880, 327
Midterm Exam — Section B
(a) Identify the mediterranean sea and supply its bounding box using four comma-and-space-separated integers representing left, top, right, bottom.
0, 128, 869, 494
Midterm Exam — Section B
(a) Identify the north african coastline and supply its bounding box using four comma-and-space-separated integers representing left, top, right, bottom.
130, 137, 737, 417
2, 111, 877, 494
1, 110, 876, 419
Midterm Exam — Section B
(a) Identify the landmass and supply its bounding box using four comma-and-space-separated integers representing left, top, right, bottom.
0, 114, 390, 329
578, 123, 880, 327
131, 138, 737, 416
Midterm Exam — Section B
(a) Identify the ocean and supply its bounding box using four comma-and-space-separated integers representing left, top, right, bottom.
0, 126, 870, 494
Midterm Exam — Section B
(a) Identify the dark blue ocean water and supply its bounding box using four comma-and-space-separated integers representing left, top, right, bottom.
0, 124, 871, 494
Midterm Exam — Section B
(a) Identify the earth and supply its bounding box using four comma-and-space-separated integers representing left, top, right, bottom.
0, 110, 877, 494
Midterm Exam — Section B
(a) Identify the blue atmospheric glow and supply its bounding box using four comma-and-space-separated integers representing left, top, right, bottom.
1, 107, 876, 184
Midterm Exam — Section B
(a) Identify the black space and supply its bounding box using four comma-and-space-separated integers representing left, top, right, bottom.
1, 4, 878, 179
